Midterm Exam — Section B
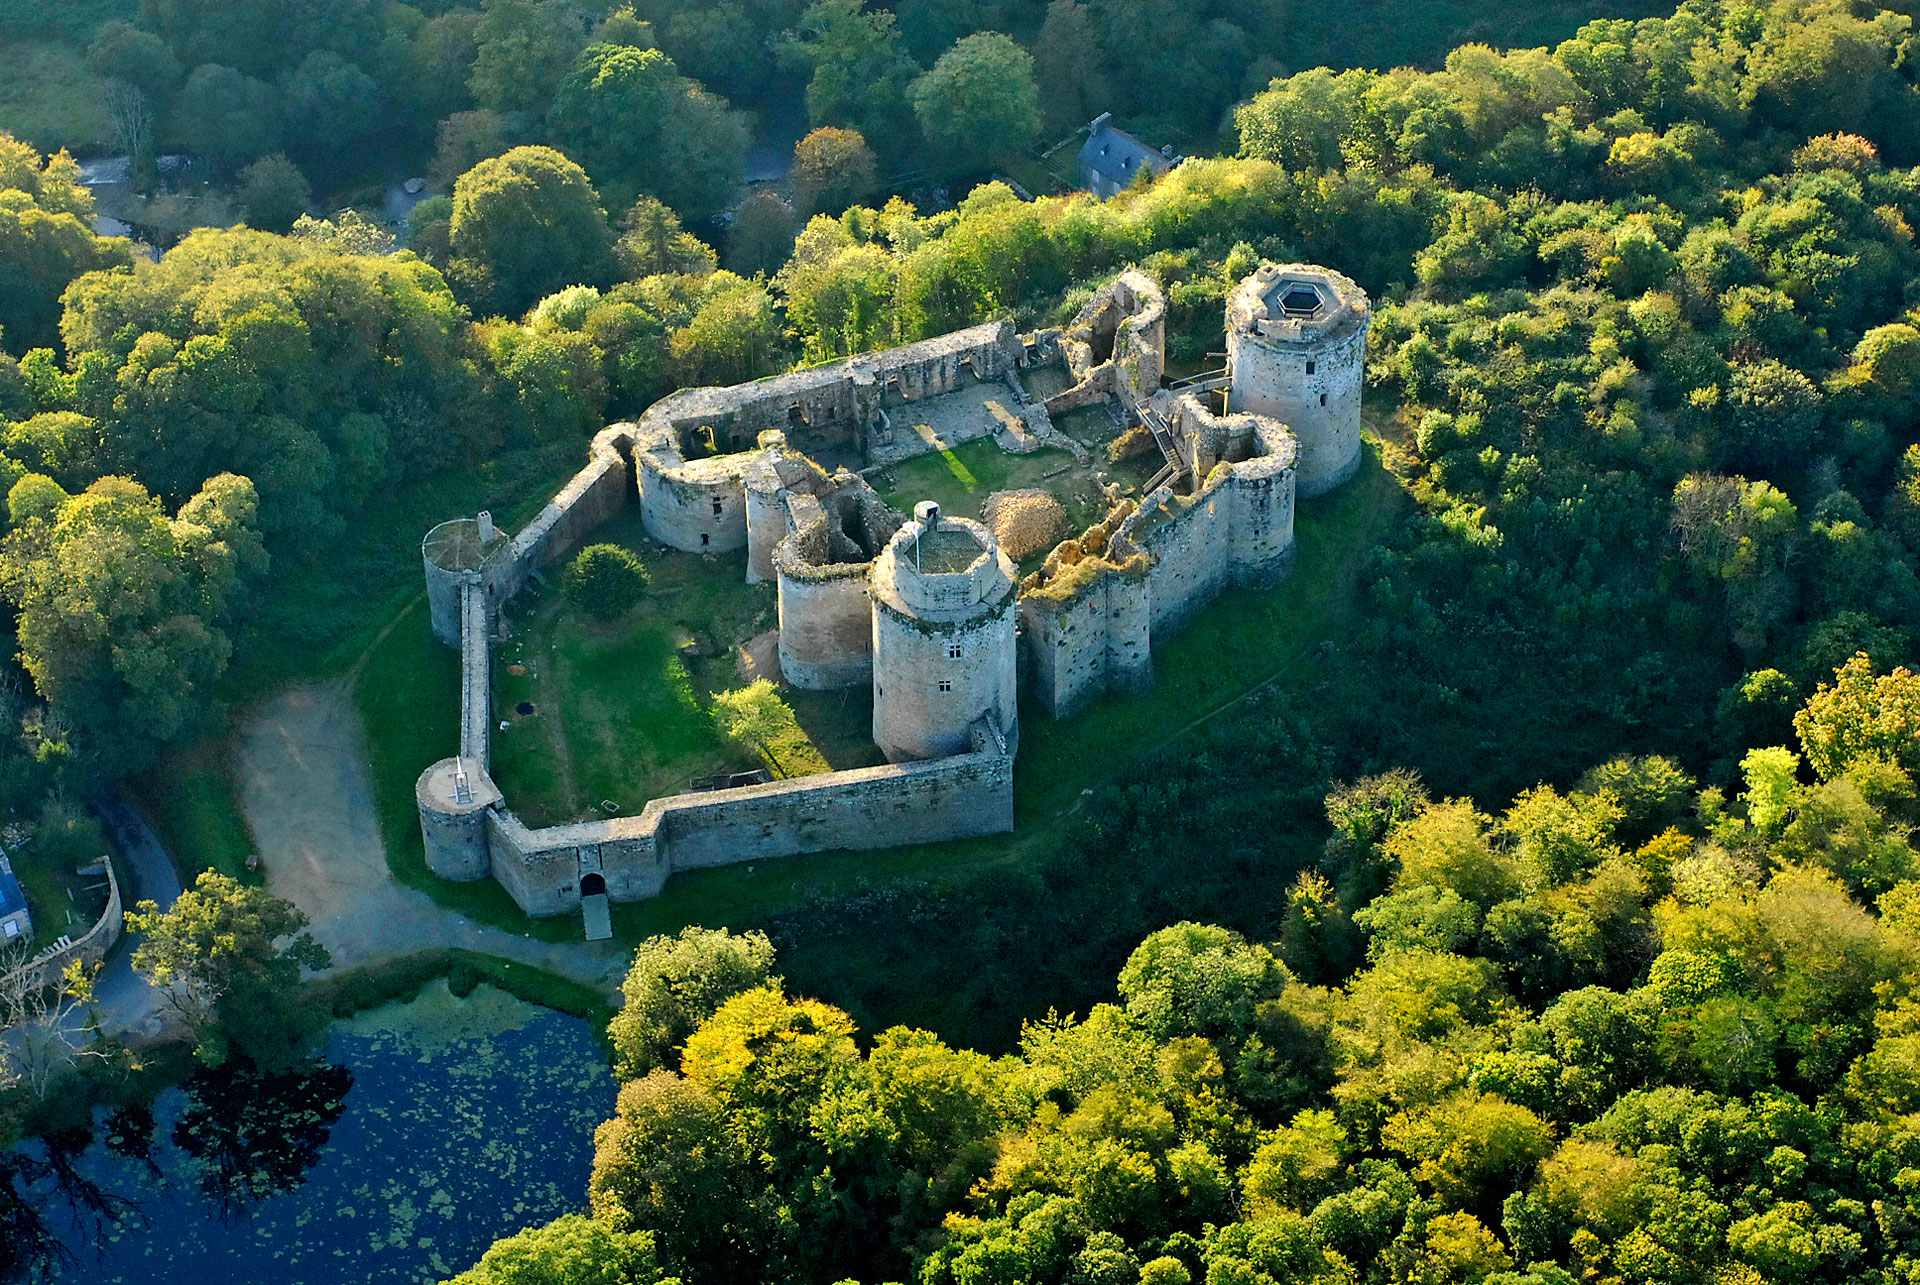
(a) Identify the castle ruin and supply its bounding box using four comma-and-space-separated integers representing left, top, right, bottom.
416, 265, 1369, 930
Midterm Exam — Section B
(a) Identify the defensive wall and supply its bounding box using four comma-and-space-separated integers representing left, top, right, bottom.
1019, 392, 1298, 719
481, 735, 1012, 915
0, 857, 120, 999
415, 264, 1367, 923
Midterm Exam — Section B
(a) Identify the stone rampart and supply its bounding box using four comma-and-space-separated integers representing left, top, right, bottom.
459, 582, 490, 768
492, 424, 637, 601
637, 323, 1021, 460
0, 858, 120, 998
1017, 394, 1296, 717
480, 748, 1012, 917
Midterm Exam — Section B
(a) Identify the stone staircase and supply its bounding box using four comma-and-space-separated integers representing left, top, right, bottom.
582, 893, 611, 941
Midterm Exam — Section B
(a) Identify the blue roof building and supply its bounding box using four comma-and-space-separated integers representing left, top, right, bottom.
1078, 114, 1179, 199
0, 852, 30, 946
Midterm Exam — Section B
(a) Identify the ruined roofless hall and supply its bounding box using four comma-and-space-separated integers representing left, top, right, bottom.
414, 265, 1370, 926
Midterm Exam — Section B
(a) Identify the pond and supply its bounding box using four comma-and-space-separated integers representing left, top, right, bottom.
11, 980, 614, 1284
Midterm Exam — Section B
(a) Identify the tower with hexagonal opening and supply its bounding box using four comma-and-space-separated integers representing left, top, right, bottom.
1225, 264, 1371, 498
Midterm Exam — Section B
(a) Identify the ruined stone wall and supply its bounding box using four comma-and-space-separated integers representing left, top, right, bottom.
0, 859, 119, 997
489, 425, 636, 604
1020, 565, 1153, 719
634, 427, 753, 554
478, 749, 1012, 916
1042, 271, 1166, 416
1017, 399, 1298, 715
636, 323, 1019, 458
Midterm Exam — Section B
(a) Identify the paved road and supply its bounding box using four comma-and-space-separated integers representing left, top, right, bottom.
87, 790, 181, 1039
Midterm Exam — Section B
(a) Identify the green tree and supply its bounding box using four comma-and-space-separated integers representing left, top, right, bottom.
614, 196, 717, 278
87, 21, 183, 103
726, 192, 798, 277
469, 0, 586, 114
548, 44, 748, 220
450, 146, 615, 316
563, 543, 649, 620
445, 1215, 672, 1285
127, 871, 331, 1068
1116, 921, 1287, 1043
791, 127, 878, 216
236, 153, 311, 234
175, 64, 282, 160
792, 0, 920, 159
609, 925, 780, 1080
1795, 653, 1920, 781
0, 135, 132, 355
2, 474, 265, 772
712, 678, 793, 773
909, 33, 1041, 175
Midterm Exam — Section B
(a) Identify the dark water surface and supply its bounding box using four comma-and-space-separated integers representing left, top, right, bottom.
22, 981, 613, 1284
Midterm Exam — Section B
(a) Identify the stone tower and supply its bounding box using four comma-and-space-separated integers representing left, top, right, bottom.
1225, 264, 1370, 498
869, 502, 1019, 763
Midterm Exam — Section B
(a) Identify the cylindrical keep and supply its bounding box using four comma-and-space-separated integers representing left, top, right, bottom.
870, 507, 1019, 763
416, 757, 502, 882
422, 518, 505, 648
777, 563, 873, 690
637, 459, 749, 554
1226, 264, 1370, 499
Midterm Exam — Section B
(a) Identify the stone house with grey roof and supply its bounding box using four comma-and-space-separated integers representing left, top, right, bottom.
1078, 114, 1179, 198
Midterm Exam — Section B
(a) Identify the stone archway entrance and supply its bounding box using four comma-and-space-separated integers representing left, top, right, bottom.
580, 872, 606, 896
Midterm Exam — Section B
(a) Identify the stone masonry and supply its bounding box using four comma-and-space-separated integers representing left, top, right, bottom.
416, 265, 1367, 922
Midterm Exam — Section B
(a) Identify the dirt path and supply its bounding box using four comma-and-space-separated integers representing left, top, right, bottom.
236, 680, 626, 995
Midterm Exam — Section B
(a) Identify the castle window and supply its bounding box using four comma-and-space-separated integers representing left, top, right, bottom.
700, 533, 709, 547
938, 680, 952, 693
1305, 361, 1316, 375
948, 642, 962, 659
711, 497, 723, 517
1319, 393, 1327, 406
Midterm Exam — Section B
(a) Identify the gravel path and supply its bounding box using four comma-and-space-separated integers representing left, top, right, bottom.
237, 680, 627, 996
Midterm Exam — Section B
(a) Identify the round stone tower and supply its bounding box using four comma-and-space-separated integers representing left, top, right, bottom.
869, 502, 1019, 763
422, 515, 507, 647
415, 757, 502, 881
1225, 264, 1370, 498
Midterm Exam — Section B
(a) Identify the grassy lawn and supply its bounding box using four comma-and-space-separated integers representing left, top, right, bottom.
229, 441, 583, 695
491, 518, 776, 827
129, 735, 259, 884
0, 42, 111, 151
875, 440, 1102, 523
10, 847, 112, 953
489, 512, 881, 828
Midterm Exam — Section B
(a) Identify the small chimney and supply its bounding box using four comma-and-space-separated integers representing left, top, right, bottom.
477, 510, 497, 543
1161, 144, 1174, 159
914, 501, 941, 531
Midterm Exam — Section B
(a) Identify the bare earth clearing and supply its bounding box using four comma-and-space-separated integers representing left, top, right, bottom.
237, 680, 627, 993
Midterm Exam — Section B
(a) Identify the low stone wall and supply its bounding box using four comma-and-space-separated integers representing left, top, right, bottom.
482, 748, 1014, 917
0, 858, 120, 998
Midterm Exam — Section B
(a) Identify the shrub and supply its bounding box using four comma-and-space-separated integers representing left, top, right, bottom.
563, 543, 649, 619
